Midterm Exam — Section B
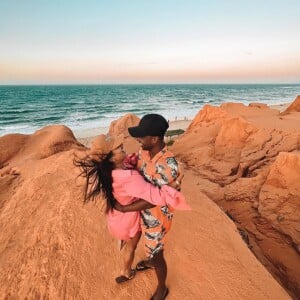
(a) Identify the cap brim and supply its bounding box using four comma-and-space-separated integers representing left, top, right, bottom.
128, 126, 147, 137
111, 135, 124, 150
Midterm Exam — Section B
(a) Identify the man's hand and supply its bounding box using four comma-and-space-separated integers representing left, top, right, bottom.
114, 201, 124, 212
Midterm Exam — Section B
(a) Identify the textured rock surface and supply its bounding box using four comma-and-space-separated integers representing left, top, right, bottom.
108, 113, 140, 137
259, 152, 300, 245
0, 125, 82, 177
280, 95, 300, 115
0, 118, 291, 299
172, 101, 300, 298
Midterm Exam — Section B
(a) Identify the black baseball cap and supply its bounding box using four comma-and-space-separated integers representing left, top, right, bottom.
128, 114, 169, 137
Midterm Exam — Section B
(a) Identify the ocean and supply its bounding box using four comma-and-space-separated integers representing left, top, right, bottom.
1, 84, 299, 137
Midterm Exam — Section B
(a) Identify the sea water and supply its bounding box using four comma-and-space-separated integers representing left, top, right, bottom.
1, 84, 299, 137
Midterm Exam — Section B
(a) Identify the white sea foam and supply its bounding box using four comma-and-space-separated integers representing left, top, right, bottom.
1, 84, 299, 137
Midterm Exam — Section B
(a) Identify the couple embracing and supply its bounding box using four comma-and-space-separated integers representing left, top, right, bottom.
75, 114, 190, 300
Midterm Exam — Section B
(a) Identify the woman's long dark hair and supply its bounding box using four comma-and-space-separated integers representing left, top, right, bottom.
74, 151, 116, 213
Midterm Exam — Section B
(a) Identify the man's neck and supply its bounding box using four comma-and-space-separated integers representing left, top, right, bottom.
149, 141, 165, 159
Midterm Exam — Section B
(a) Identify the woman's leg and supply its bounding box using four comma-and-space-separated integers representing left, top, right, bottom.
120, 231, 141, 277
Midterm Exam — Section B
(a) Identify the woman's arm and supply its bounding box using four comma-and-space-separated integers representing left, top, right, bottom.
114, 170, 190, 210
168, 162, 184, 190
114, 199, 155, 212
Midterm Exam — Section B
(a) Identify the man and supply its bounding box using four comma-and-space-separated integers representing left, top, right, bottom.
127, 114, 181, 300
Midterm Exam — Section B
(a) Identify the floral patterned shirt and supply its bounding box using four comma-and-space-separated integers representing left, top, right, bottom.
136, 145, 179, 258
137, 146, 179, 187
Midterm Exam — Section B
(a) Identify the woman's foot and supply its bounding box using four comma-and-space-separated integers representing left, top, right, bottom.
115, 269, 136, 284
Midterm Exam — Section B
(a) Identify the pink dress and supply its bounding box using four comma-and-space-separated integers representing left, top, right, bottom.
106, 169, 190, 240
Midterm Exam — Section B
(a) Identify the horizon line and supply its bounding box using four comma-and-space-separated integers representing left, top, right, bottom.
1, 82, 300, 87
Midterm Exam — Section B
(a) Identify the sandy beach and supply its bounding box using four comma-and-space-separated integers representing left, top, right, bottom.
76, 118, 192, 146
0, 98, 299, 299
76, 102, 290, 146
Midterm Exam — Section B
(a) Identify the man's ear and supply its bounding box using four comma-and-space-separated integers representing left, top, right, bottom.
152, 136, 159, 144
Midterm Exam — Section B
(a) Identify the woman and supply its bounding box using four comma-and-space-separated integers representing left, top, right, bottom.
74, 134, 189, 290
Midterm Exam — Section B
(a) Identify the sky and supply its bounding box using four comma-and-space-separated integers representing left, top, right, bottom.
1, 0, 300, 84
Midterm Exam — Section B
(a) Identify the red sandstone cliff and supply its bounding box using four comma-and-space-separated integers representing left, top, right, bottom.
0, 117, 291, 299
172, 99, 300, 298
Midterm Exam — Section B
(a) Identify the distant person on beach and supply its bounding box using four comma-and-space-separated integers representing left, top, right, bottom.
117, 113, 183, 300
74, 134, 188, 291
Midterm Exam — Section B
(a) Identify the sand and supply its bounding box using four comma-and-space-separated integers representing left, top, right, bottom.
75, 103, 289, 147
0, 98, 299, 299
76, 118, 192, 147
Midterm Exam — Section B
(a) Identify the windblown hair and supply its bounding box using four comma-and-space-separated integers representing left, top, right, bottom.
74, 151, 116, 213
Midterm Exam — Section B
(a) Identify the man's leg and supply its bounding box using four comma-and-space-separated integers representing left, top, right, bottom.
149, 250, 168, 300
140, 206, 171, 298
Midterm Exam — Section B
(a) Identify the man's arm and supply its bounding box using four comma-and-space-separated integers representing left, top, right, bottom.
114, 199, 155, 212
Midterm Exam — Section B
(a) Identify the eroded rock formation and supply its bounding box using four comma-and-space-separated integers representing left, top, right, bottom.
0, 118, 291, 299
172, 99, 300, 298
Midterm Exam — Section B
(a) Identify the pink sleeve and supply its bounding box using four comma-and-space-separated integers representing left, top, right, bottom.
122, 171, 191, 210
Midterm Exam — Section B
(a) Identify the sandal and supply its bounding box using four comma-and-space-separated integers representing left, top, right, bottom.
115, 269, 136, 284
136, 260, 152, 272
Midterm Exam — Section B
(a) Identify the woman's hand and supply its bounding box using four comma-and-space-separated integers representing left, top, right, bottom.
177, 161, 184, 182
123, 153, 138, 169
114, 199, 155, 212
169, 161, 184, 191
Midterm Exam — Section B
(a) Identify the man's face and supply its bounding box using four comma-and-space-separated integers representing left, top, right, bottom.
136, 136, 157, 151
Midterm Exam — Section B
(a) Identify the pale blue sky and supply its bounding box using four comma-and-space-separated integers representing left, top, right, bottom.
1, 0, 300, 84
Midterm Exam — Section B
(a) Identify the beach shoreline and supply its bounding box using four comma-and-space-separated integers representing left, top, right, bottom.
75, 102, 290, 146
76, 118, 192, 146
1, 84, 298, 138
